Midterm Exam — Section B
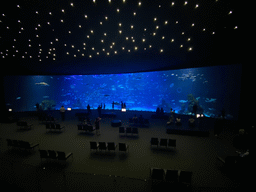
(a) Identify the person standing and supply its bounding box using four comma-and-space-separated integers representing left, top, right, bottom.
95, 117, 101, 135
60, 106, 65, 121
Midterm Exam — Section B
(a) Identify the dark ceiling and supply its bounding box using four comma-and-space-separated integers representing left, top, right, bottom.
0, 0, 242, 75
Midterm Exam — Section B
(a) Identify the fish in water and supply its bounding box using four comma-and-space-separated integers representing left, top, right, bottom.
205, 98, 217, 103
179, 100, 188, 103
16, 97, 21, 100
104, 94, 110, 97
35, 82, 49, 86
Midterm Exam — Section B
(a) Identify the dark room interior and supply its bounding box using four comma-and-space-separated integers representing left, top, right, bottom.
0, 0, 251, 191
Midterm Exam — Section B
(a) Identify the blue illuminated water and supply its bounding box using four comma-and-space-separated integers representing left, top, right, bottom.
4, 65, 242, 120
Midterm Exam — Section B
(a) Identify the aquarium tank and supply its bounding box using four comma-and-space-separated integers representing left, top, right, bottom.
3, 64, 241, 120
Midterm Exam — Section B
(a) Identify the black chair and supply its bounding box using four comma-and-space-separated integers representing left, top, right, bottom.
126, 127, 132, 136
83, 124, 89, 131
39, 150, 49, 163
87, 125, 95, 132
179, 171, 192, 187
160, 139, 168, 148
90, 141, 99, 151
168, 139, 176, 148
55, 124, 65, 131
165, 169, 179, 183
6, 139, 14, 149
17, 121, 33, 130
78, 124, 83, 131
99, 142, 108, 151
119, 143, 129, 152
150, 168, 165, 181
48, 150, 58, 160
50, 123, 56, 130
151, 138, 159, 147
57, 151, 73, 162
119, 127, 125, 136
132, 127, 138, 135
46, 124, 51, 131
107, 142, 117, 152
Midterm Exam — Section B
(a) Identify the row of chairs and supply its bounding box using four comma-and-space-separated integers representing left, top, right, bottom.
17, 121, 33, 130
46, 123, 65, 132
119, 127, 138, 136
129, 118, 149, 126
151, 168, 192, 186
150, 138, 176, 148
77, 124, 95, 132
39, 150, 73, 163
7, 139, 39, 151
90, 142, 129, 152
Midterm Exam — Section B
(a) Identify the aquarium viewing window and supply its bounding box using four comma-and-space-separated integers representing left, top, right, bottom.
4, 64, 241, 120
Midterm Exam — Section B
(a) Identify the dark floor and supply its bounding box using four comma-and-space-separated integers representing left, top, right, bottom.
0, 110, 249, 191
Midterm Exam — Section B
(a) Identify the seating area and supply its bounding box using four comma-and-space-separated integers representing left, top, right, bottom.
150, 168, 192, 189
6, 139, 39, 152
90, 141, 129, 153
119, 127, 139, 136
46, 123, 65, 132
77, 124, 95, 133
129, 118, 149, 127
16, 121, 33, 130
150, 137, 176, 148
39, 150, 73, 163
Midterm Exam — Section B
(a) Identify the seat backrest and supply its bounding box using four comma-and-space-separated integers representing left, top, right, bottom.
151, 138, 159, 145
87, 125, 93, 131
99, 142, 107, 149
107, 142, 115, 150
126, 127, 132, 133
160, 139, 168, 146
48, 150, 57, 158
83, 124, 88, 131
165, 170, 179, 182
119, 127, 125, 133
55, 124, 61, 129
119, 143, 127, 151
39, 150, 48, 158
132, 128, 138, 134
77, 124, 83, 130
90, 141, 98, 149
168, 139, 176, 147
50, 124, 55, 129
151, 168, 165, 180
57, 151, 65, 160
7, 139, 13, 146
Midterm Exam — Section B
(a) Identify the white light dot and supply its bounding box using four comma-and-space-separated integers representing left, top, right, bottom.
172, 2, 175, 6
228, 11, 232, 15
117, 8, 120, 12
131, 25, 134, 29
133, 12, 136, 16
154, 17, 157, 21
195, 4, 199, 8
160, 49, 164, 53
165, 21, 168, 25
85, 15, 88, 18
62, 9, 64, 13
171, 39, 174, 42
138, 2, 141, 6
162, 36, 165, 39
100, 21, 102, 25
180, 44, 183, 48
70, 3, 74, 7
105, 16, 108, 20
184, 1, 188, 5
